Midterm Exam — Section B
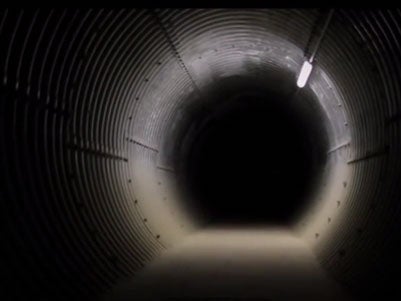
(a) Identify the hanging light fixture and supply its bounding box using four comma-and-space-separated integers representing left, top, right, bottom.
297, 60, 313, 88
297, 9, 334, 88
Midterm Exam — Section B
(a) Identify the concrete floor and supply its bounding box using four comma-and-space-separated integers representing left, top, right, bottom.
106, 227, 352, 301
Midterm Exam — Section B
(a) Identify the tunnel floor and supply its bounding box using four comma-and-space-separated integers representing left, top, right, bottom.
105, 228, 351, 301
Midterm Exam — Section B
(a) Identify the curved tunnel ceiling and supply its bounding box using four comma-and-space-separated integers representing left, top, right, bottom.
1, 8, 401, 300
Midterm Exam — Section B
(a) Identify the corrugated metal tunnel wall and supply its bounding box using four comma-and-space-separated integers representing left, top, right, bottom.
1, 8, 401, 300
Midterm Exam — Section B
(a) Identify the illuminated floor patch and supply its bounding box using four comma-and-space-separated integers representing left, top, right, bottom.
106, 228, 352, 301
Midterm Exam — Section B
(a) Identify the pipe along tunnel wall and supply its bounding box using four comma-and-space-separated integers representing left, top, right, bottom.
1, 8, 401, 300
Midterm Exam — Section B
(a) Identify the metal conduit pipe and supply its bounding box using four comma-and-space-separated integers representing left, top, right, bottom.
1, 8, 401, 300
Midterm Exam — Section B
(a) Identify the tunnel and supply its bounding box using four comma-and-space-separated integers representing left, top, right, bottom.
1, 8, 401, 301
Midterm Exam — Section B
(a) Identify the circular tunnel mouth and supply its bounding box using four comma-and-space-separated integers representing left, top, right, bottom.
175, 85, 329, 226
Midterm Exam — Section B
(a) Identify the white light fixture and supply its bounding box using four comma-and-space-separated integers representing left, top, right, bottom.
297, 60, 313, 88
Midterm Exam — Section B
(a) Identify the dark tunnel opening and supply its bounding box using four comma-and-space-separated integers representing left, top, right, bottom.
176, 91, 328, 225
